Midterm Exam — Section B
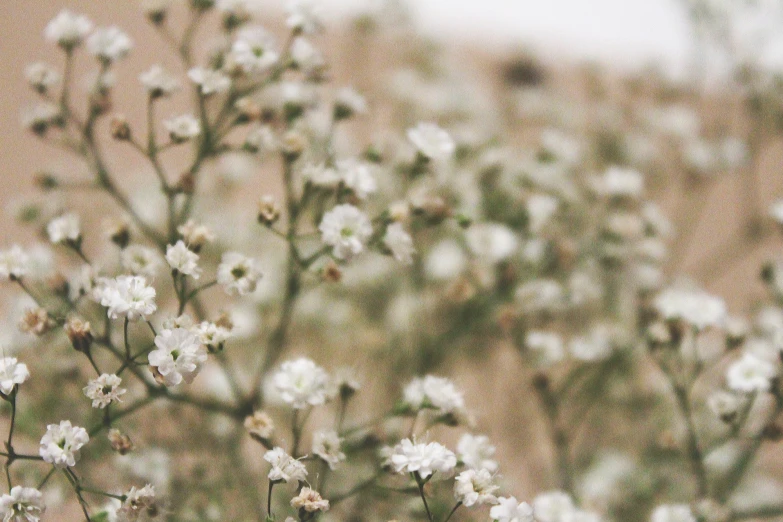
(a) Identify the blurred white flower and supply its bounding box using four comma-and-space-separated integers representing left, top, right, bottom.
0, 486, 45, 522
264, 447, 308, 482
87, 26, 133, 62
188, 67, 231, 96
650, 504, 696, 522
403, 375, 465, 415
166, 241, 201, 279
44, 10, 93, 48
454, 468, 499, 507
457, 433, 498, 472
83, 373, 125, 409
47, 213, 80, 244
726, 352, 777, 393
383, 223, 415, 265
217, 252, 262, 296
319, 204, 373, 261
407, 122, 455, 161
272, 357, 330, 409
0, 357, 30, 395
490, 497, 534, 522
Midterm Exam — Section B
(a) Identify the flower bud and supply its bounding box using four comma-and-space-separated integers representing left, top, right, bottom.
65, 316, 93, 353
110, 114, 131, 141
257, 195, 281, 226
108, 428, 134, 455
19, 308, 56, 336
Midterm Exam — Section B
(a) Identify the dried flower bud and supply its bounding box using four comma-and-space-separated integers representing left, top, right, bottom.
178, 220, 215, 251
19, 308, 56, 336
280, 130, 307, 161
322, 261, 342, 283
388, 200, 410, 224
725, 316, 748, 350
244, 411, 274, 448
176, 172, 195, 195
65, 316, 93, 353
110, 114, 131, 141
235, 97, 262, 123
47, 273, 69, 297
257, 195, 281, 226
108, 428, 134, 455
106, 220, 131, 249
34, 172, 59, 191
531, 371, 549, 391
410, 195, 451, 225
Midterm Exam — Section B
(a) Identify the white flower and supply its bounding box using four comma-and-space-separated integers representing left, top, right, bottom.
264, 447, 308, 482
83, 374, 125, 409
22, 103, 60, 133
285, 0, 322, 33
302, 163, 340, 188
121, 246, 162, 278
166, 241, 201, 279
407, 122, 455, 161
195, 321, 232, 349
177, 220, 215, 248
217, 252, 262, 296
526, 331, 565, 366
533, 491, 575, 522
708, 391, 741, 422
490, 496, 534, 522
118, 484, 160, 521
0, 486, 45, 522
99, 275, 157, 321
0, 358, 30, 396
39, 420, 89, 468
527, 194, 559, 234
44, 10, 93, 48
46, 213, 80, 244
312, 430, 345, 470
87, 27, 133, 62
164, 114, 201, 143
188, 67, 231, 96
457, 434, 498, 473
272, 357, 330, 409
139, 65, 180, 97
390, 439, 456, 478
230, 27, 279, 74
594, 166, 644, 199
726, 352, 777, 393
149, 328, 208, 386
217, 0, 263, 16
334, 87, 367, 117
0, 246, 29, 280
569, 326, 613, 362
454, 468, 499, 507
654, 286, 727, 331
319, 204, 373, 261
384, 223, 415, 265
650, 504, 696, 522
338, 159, 377, 200
425, 240, 466, 281
25, 62, 60, 92
289, 38, 324, 74
291, 487, 329, 513
465, 223, 518, 263
403, 375, 465, 415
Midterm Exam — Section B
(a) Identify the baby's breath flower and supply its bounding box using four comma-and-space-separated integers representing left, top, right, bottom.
46, 213, 80, 244
289, 38, 325, 75
726, 352, 777, 393
164, 114, 201, 143
0, 486, 45, 522
457, 434, 498, 473
650, 504, 696, 522
121, 245, 162, 278
454, 468, 499, 507
654, 285, 727, 331
230, 27, 279, 74
0, 357, 30, 396
402, 375, 465, 415
593, 166, 644, 199
291, 487, 329, 513
285, 0, 322, 34
25, 62, 60, 93
83, 373, 125, 409
302, 163, 340, 188
465, 223, 518, 263
108, 428, 134, 455
526, 194, 559, 234
118, 484, 162, 521
337, 159, 376, 200
526, 330, 565, 367
18, 308, 55, 337
264, 447, 308, 483
383, 223, 415, 265
244, 410, 274, 444
272, 357, 330, 409
22, 103, 61, 135
188, 67, 231, 96
141, 0, 173, 23
139, 65, 180, 98
87, 26, 133, 62
217, 252, 262, 295
708, 391, 741, 423
195, 321, 231, 351
44, 10, 93, 49
407, 122, 455, 161
334, 87, 367, 120
533, 491, 575, 522
39, 420, 89, 468
166, 241, 201, 279
177, 220, 215, 249
490, 497, 534, 522
98, 275, 157, 321
319, 204, 373, 261
149, 328, 208, 386
390, 439, 456, 478
312, 430, 345, 470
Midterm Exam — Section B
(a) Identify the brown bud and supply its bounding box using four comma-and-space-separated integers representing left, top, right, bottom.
110, 114, 131, 141
18, 308, 56, 336
65, 316, 93, 353
244, 411, 275, 449
176, 172, 195, 195
214, 312, 234, 331
322, 261, 342, 283
108, 221, 131, 249
531, 371, 549, 391
47, 273, 69, 297
257, 195, 281, 226
235, 97, 262, 122
108, 428, 134, 455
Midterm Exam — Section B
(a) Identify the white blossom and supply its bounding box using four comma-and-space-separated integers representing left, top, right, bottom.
164, 114, 201, 143
39, 420, 89, 468
46, 213, 80, 244
98, 275, 157, 321
117, 484, 161, 522
188, 68, 231, 96
149, 328, 208, 386
0, 246, 29, 280
390, 439, 456, 478
195, 321, 232, 350
44, 10, 93, 48
121, 246, 162, 278
291, 487, 329, 513
726, 352, 777, 393
83, 373, 125, 409
454, 468, 499, 507
312, 430, 345, 470
272, 357, 330, 409
285, 0, 323, 33
650, 504, 696, 522
25, 62, 60, 92
654, 286, 727, 331
139, 65, 180, 97
407, 122, 455, 161
319, 204, 373, 261
466, 223, 518, 263
526, 330, 565, 366
0, 486, 45, 522
217, 252, 262, 296
166, 241, 201, 279
334, 87, 367, 117
264, 447, 308, 483
384, 223, 415, 265
0, 358, 30, 396
490, 497, 534, 522
593, 166, 644, 199
457, 434, 498, 473
403, 375, 465, 415
87, 26, 133, 62
302, 163, 340, 188
527, 194, 559, 234
533, 491, 576, 522
230, 27, 279, 73
338, 159, 377, 200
